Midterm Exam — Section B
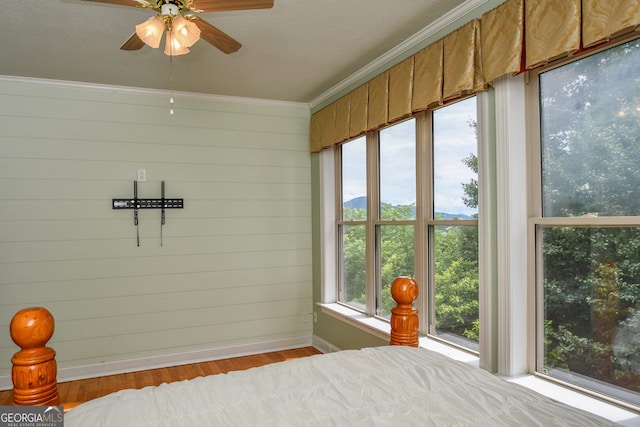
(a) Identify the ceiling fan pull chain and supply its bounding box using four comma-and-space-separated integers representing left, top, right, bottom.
169, 47, 175, 115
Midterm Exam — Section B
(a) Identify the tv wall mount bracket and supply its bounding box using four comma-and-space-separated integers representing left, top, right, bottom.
112, 181, 183, 246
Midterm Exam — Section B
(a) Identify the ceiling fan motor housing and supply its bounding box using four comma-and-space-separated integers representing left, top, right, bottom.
161, 3, 180, 17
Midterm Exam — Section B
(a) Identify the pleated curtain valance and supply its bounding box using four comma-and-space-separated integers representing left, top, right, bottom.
389, 56, 414, 122
412, 40, 443, 113
368, 71, 390, 130
481, 0, 523, 83
443, 19, 486, 102
525, 0, 582, 69
310, 0, 640, 153
582, 0, 640, 48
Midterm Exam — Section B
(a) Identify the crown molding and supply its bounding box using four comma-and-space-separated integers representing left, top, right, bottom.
0, 75, 310, 111
308, 0, 495, 111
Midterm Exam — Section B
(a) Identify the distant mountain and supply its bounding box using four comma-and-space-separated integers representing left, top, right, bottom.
435, 212, 473, 220
344, 196, 368, 210
343, 196, 473, 220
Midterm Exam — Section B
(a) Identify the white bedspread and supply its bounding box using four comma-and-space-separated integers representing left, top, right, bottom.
65, 346, 619, 426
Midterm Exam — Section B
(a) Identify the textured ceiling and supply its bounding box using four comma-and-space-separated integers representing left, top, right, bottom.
1, 0, 475, 104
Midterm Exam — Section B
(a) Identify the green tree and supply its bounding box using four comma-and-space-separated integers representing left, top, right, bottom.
434, 224, 479, 339
342, 208, 366, 307
434, 147, 479, 341
342, 119, 480, 343
539, 39, 640, 394
379, 203, 415, 316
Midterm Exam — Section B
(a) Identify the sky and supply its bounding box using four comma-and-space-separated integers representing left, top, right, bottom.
341, 96, 478, 216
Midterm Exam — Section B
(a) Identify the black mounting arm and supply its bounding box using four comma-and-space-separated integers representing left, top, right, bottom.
112, 180, 183, 246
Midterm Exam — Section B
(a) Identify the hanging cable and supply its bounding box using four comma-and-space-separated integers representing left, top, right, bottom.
169, 32, 175, 115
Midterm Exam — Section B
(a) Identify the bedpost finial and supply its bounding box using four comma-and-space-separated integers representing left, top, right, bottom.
390, 277, 419, 347
390, 276, 418, 306
10, 307, 59, 406
10, 307, 55, 350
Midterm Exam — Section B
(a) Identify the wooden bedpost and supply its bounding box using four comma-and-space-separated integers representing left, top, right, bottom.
10, 307, 60, 406
390, 277, 419, 347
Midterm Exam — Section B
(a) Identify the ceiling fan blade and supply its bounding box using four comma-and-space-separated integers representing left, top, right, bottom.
120, 32, 146, 50
192, 17, 242, 54
80, 0, 144, 6
191, 0, 273, 12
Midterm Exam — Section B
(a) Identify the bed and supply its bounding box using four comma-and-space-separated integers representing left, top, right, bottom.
9, 278, 621, 426
63, 345, 618, 426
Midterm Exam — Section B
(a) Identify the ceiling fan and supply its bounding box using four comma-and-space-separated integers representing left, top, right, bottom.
81, 0, 274, 55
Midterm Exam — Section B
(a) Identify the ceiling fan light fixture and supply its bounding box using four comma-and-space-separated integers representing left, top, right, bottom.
172, 15, 201, 48
164, 30, 190, 56
135, 16, 165, 49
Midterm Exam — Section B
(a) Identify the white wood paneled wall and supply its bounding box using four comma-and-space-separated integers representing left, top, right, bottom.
0, 77, 312, 384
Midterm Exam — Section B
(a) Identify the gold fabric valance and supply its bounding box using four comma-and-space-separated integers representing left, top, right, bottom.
412, 39, 443, 112
481, 0, 523, 83
582, 0, 640, 48
334, 94, 350, 143
525, 0, 581, 69
368, 71, 389, 130
443, 19, 485, 101
349, 83, 368, 139
310, 103, 335, 153
389, 57, 414, 122
310, 0, 640, 152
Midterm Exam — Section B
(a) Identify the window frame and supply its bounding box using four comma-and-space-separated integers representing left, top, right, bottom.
428, 98, 480, 349
317, 35, 640, 417
333, 99, 482, 352
335, 121, 416, 320
526, 34, 640, 411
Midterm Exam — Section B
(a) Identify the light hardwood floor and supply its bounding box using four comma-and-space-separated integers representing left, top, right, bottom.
0, 347, 321, 406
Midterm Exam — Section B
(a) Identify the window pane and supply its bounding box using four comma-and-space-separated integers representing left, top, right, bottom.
540, 40, 640, 217
433, 97, 478, 218
380, 119, 416, 220
341, 137, 367, 220
339, 224, 366, 312
433, 225, 479, 350
538, 41, 640, 405
377, 225, 415, 319
540, 226, 640, 406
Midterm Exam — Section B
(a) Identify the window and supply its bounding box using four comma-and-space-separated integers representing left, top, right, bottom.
431, 97, 479, 349
336, 97, 479, 351
338, 121, 416, 319
339, 136, 367, 311
377, 121, 416, 318
534, 39, 640, 407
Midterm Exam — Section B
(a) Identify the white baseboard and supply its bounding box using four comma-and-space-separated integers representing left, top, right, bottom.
311, 335, 341, 353
0, 335, 313, 391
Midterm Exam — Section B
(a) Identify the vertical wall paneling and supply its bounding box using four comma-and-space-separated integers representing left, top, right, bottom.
0, 78, 312, 384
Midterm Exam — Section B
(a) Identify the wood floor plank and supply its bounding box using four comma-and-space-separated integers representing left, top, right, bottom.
0, 347, 321, 406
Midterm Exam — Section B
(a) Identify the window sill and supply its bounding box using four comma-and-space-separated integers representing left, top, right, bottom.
318, 303, 390, 342
318, 302, 640, 426
505, 375, 639, 426
318, 303, 478, 365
